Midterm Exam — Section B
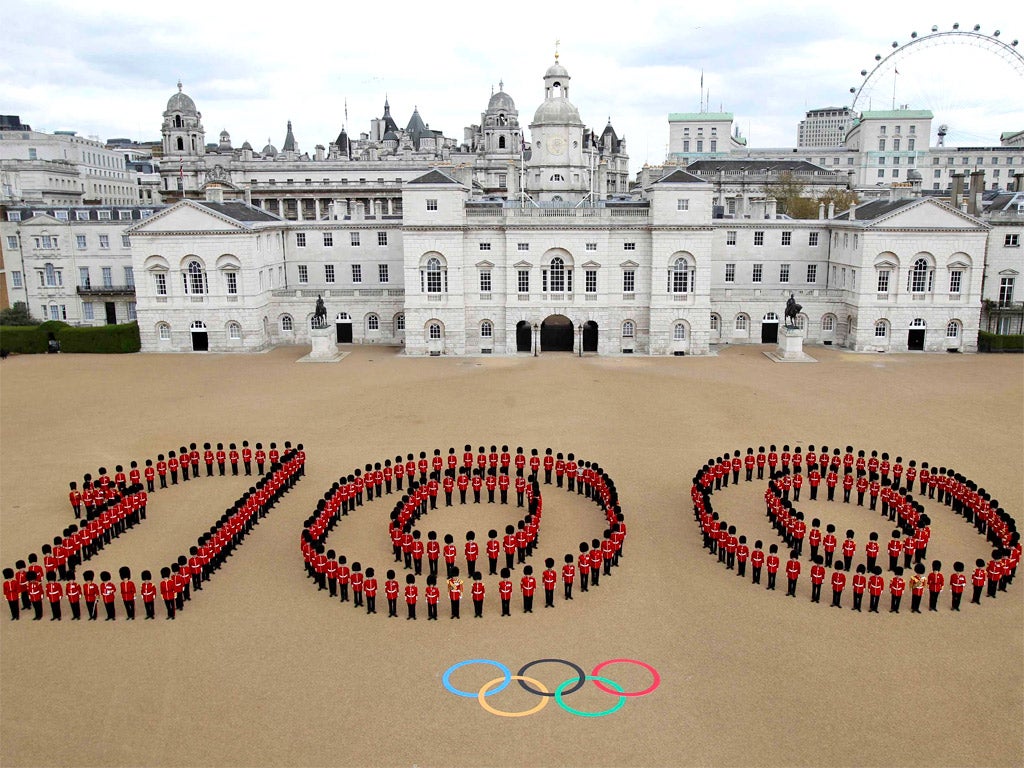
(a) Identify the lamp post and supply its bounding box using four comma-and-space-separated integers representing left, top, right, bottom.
578, 321, 583, 357
533, 323, 539, 357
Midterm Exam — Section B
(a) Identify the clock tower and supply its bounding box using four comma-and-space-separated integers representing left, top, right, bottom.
527, 53, 589, 203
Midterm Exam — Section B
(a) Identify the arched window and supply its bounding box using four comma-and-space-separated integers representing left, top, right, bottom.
44, 263, 58, 286
481, 320, 493, 338
908, 258, 933, 293
821, 314, 836, 332
157, 322, 171, 341
498, 136, 506, 149
710, 313, 720, 331
549, 257, 566, 292
946, 320, 961, 338
910, 318, 927, 328
395, 314, 405, 331
367, 314, 380, 331
428, 322, 442, 340
735, 314, 748, 331
176, 137, 184, 151
281, 315, 294, 332
669, 257, 692, 293
796, 314, 806, 330
183, 260, 207, 295
227, 322, 241, 340
421, 256, 446, 293
874, 320, 888, 338
622, 320, 635, 338
674, 323, 686, 340
174, 115, 182, 128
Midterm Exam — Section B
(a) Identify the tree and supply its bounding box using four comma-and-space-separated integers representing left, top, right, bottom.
0, 301, 38, 326
765, 172, 818, 219
817, 187, 859, 215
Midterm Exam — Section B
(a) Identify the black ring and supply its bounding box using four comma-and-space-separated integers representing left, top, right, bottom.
517, 658, 587, 698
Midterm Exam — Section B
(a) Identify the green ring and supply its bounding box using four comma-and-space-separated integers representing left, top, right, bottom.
554, 675, 626, 717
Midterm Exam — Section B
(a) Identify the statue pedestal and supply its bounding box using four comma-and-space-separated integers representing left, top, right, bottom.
297, 325, 345, 363
763, 326, 817, 363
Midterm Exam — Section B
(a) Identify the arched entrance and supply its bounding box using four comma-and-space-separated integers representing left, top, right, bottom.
541, 314, 574, 352
190, 320, 208, 352
908, 318, 926, 351
582, 321, 598, 353
335, 312, 353, 343
761, 312, 780, 344
516, 321, 532, 353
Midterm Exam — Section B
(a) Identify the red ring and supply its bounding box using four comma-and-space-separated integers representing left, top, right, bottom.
590, 658, 661, 697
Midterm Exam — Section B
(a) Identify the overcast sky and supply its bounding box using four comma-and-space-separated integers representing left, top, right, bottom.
2, 0, 1021, 166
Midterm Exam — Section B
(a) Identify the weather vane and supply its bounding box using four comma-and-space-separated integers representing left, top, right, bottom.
555, 39, 560, 61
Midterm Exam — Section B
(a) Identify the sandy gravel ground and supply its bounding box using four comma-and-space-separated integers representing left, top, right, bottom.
1, 344, 1022, 768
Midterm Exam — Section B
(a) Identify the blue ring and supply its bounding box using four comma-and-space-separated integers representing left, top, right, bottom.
443, 659, 512, 698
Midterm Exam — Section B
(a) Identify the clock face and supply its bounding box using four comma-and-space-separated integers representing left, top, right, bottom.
548, 136, 566, 156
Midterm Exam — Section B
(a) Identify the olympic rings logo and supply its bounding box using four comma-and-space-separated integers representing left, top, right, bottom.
441, 658, 660, 717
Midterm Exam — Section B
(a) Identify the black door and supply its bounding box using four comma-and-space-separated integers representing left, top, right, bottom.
192, 332, 209, 352
516, 321, 532, 353
104, 302, 117, 325
541, 317, 574, 351
761, 322, 778, 344
336, 322, 353, 343
908, 329, 925, 351
582, 321, 598, 352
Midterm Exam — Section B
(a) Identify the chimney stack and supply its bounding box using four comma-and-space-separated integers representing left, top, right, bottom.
827, 202, 835, 219
968, 170, 985, 215
950, 172, 964, 211
849, 203, 856, 221
818, 202, 825, 220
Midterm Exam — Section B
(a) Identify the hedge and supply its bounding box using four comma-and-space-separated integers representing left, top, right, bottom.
0, 326, 49, 354
57, 322, 141, 353
0, 322, 141, 354
978, 331, 1024, 353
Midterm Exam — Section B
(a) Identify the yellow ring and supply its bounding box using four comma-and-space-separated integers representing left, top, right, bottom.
478, 676, 550, 717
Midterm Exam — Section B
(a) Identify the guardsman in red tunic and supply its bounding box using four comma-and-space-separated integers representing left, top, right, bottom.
405, 574, 418, 620
808, 519, 822, 561
735, 536, 749, 578
887, 532, 902, 572
497, 569, 513, 616
750, 541, 765, 585
809, 557, 826, 603
82, 570, 99, 620
168, 451, 179, 485
543, 448, 554, 484
384, 570, 400, 617
5, 567, 22, 620
767, 445, 779, 475
765, 544, 780, 591
986, 553, 1002, 599
254, 443, 266, 475
822, 525, 837, 568
216, 443, 227, 476
228, 443, 239, 476
949, 562, 966, 611
99, 570, 117, 621
927, 560, 945, 612
140, 570, 156, 619
425, 575, 440, 620
446, 568, 464, 619
792, 471, 803, 502
443, 535, 457, 578
515, 447, 527, 477
43, 572, 62, 621
471, 472, 483, 504
841, 531, 856, 572
159, 567, 176, 619
561, 554, 576, 600
442, 474, 454, 506
589, 539, 603, 586
25, 572, 44, 620
119, 566, 136, 620
520, 565, 536, 613
485, 473, 497, 503
867, 567, 885, 613
156, 454, 168, 489
971, 559, 986, 604
851, 565, 867, 612
830, 563, 846, 608
842, 472, 854, 504
826, 470, 839, 502
744, 448, 756, 482
426, 532, 440, 578
471, 574, 486, 618
485, 530, 500, 575
889, 567, 906, 613
808, 467, 821, 501
350, 563, 364, 608
756, 446, 767, 480
542, 558, 557, 607
69, 482, 82, 519
363, 567, 378, 614
856, 475, 868, 506
411, 531, 424, 576
498, 472, 510, 504
401, 527, 415, 570
785, 551, 801, 597
865, 532, 880, 573
241, 441, 252, 476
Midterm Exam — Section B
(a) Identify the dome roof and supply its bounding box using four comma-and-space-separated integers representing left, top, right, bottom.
545, 62, 569, 79
166, 82, 197, 114
383, 130, 399, 142
261, 140, 278, 157
241, 141, 253, 150
533, 97, 582, 126
487, 90, 516, 113
219, 130, 230, 139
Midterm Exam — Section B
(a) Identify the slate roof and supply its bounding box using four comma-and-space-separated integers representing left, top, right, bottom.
687, 159, 831, 174
654, 169, 706, 184
407, 169, 460, 185
194, 201, 282, 223
831, 199, 917, 221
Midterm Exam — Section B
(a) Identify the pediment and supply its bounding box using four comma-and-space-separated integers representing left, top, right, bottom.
19, 213, 62, 227
582, 260, 601, 268
620, 259, 640, 268
475, 260, 495, 269
866, 199, 987, 230
126, 200, 250, 234
999, 268, 1020, 276
513, 259, 532, 268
